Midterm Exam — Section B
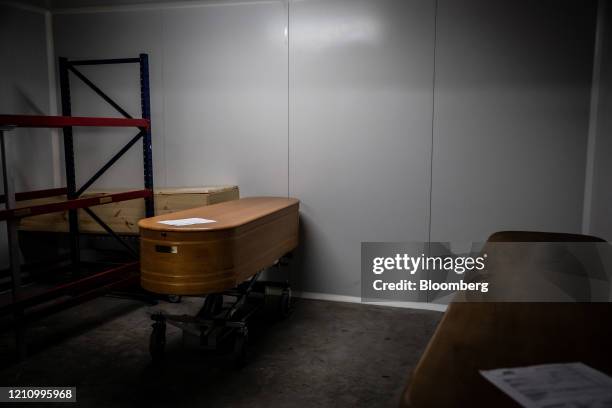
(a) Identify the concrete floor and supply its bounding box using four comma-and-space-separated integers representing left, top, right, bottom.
0, 296, 442, 407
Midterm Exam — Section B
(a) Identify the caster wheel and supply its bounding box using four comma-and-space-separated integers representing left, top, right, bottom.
167, 295, 182, 303
264, 285, 292, 319
150, 320, 166, 364
233, 329, 248, 367
199, 294, 223, 318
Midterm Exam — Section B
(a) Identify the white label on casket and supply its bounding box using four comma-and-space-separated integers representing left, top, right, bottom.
157, 218, 216, 226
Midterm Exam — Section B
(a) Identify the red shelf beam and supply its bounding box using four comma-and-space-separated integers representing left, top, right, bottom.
0, 189, 152, 221
0, 262, 139, 315
24, 272, 139, 324
0, 114, 149, 129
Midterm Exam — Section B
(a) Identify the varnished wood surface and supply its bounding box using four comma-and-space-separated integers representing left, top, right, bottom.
139, 197, 299, 295
400, 231, 612, 408
401, 303, 612, 408
18, 186, 238, 235
138, 196, 298, 232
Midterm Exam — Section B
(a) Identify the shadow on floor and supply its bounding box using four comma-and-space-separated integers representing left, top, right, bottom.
0, 297, 442, 408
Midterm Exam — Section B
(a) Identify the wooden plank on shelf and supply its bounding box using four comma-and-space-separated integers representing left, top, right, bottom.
17, 186, 239, 235
0, 190, 152, 221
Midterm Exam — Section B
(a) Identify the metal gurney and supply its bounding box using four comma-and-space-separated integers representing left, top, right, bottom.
138, 196, 299, 364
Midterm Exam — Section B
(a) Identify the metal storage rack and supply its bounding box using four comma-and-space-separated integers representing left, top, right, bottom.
0, 54, 154, 358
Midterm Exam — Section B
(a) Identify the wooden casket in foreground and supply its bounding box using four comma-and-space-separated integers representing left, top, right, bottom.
138, 197, 299, 295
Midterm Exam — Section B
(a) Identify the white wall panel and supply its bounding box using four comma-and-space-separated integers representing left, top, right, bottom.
0, 6, 52, 268
162, 3, 288, 196
589, 2, 612, 241
0, 6, 53, 192
430, 0, 597, 244
289, 0, 436, 295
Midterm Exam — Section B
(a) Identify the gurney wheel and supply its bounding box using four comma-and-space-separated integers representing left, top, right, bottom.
264, 285, 292, 319
233, 329, 248, 367
150, 320, 166, 363
167, 295, 182, 303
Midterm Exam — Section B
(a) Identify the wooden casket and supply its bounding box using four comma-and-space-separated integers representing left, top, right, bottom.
138, 197, 299, 295
399, 231, 612, 408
